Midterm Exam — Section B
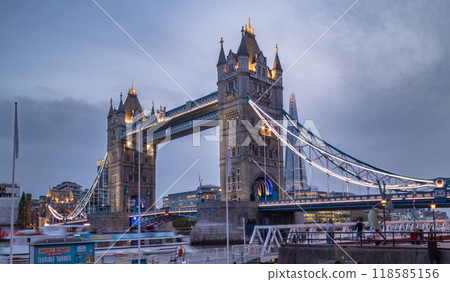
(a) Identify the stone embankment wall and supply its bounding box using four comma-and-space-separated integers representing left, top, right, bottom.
279, 244, 450, 264
190, 201, 258, 245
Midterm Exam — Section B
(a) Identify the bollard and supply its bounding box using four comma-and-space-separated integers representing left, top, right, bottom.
427, 241, 439, 263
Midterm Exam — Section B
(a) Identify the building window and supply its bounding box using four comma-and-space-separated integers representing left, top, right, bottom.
128, 175, 133, 182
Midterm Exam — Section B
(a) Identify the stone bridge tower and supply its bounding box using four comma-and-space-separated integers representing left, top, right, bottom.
106, 85, 156, 213
217, 20, 285, 202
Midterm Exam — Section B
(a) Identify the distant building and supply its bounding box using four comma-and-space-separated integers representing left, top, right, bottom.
0, 183, 20, 231
163, 184, 221, 209
284, 93, 308, 195
93, 158, 109, 211
290, 186, 354, 223
50, 181, 85, 201
290, 186, 355, 199
198, 185, 222, 203
30, 198, 41, 229
304, 210, 352, 224
391, 208, 449, 221
44, 181, 84, 224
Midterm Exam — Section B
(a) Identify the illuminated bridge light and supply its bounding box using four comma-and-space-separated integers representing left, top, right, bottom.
435, 178, 445, 188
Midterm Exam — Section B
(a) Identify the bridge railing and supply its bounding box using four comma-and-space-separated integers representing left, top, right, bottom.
249, 220, 450, 262
259, 191, 437, 206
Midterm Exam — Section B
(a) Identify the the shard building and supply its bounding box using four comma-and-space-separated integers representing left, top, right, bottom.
284, 93, 308, 196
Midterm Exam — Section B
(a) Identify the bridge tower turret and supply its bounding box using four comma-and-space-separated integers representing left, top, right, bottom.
217, 20, 285, 202
106, 86, 156, 213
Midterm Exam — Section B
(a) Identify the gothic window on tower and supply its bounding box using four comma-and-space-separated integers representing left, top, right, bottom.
142, 176, 146, 183
128, 175, 133, 182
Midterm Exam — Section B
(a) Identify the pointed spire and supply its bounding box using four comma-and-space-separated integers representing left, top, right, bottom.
217, 37, 226, 65
108, 98, 114, 118
237, 34, 249, 56
151, 101, 155, 116
273, 44, 282, 71
118, 92, 125, 113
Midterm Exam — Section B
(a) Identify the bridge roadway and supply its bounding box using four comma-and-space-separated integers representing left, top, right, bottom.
122, 91, 218, 144
259, 190, 450, 211
54, 191, 449, 226
134, 191, 450, 219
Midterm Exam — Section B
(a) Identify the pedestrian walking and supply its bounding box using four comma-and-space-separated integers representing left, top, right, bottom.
326, 219, 334, 244
355, 218, 365, 246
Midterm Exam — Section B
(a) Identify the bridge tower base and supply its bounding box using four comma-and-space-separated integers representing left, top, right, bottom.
87, 212, 130, 233
190, 201, 258, 245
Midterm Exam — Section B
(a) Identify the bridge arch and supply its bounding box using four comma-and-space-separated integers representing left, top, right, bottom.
251, 173, 279, 202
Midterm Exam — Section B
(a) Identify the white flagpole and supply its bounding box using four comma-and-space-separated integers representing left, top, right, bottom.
138, 124, 141, 264
10, 102, 18, 264
225, 142, 230, 264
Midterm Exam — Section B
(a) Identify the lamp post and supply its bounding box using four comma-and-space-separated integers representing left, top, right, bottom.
431, 202, 436, 240
412, 192, 416, 230
381, 198, 387, 233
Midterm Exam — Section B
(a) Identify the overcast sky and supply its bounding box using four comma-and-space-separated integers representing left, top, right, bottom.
1, 0, 449, 208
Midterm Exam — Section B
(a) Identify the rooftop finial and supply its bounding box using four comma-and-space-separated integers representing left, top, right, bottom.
110, 98, 113, 105
275, 44, 279, 53
220, 37, 224, 46
245, 17, 254, 35
120, 92, 123, 99
128, 83, 136, 95
241, 26, 245, 36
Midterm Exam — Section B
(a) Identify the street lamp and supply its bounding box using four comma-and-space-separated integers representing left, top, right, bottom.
381, 199, 387, 233
431, 202, 436, 240
412, 192, 416, 230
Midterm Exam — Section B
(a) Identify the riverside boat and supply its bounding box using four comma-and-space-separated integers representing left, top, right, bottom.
0, 225, 188, 263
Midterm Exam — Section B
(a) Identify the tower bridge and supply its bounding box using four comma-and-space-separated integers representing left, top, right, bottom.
47, 21, 450, 242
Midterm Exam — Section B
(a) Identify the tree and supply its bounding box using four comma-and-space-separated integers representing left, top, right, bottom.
17, 192, 27, 229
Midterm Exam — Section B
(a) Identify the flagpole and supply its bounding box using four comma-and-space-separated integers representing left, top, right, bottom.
225, 172, 229, 264
225, 142, 230, 264
10, 102, 18, 264
138, 124, 141, 264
